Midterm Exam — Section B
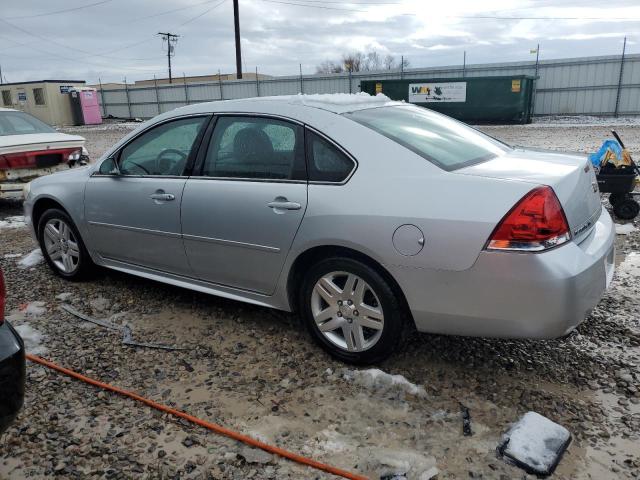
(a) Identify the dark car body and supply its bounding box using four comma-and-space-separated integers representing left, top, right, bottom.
0, 269, 25, 435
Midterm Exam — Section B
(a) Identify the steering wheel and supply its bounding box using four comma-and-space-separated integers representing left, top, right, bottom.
156, 148, 188, 175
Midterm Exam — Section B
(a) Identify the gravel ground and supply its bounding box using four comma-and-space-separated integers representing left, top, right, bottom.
0, 120, 639, 480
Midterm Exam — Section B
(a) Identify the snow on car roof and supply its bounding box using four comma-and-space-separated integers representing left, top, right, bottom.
201, 92, 402, 115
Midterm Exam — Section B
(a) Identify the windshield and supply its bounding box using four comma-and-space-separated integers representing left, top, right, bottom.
0, 111, 57, 136
344, 105, 510, 171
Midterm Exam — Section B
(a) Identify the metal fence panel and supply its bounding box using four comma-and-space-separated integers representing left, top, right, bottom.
99, 54, 640, 119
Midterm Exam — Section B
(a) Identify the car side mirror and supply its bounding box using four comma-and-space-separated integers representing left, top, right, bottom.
98, 157, 120, 175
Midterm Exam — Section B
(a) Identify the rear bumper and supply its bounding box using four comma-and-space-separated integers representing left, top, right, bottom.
0, 163, 79, 200
394, 206, 616, 339
0, 321, 26, 435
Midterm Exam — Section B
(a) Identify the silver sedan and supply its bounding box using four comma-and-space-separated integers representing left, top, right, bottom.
24, 94, 616, 364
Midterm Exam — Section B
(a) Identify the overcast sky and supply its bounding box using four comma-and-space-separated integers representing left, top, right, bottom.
0, 0, 638, 84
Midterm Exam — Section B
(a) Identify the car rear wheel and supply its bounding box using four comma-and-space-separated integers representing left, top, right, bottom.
613, 198, 640, 220
300, 257, 404, 364
609, 193, 625, 206
37, 209, 93, 280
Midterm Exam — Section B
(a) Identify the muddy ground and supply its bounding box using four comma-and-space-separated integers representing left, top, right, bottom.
0, 121, 639, 479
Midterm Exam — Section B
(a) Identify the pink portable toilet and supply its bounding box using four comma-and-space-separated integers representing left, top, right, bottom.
69, 88, 102, 125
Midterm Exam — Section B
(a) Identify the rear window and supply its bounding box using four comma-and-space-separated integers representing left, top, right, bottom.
344, 105, 510, 171
0, 111, 56, 136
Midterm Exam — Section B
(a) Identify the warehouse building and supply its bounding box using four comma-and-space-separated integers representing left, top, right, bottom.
0, 79, 86, 126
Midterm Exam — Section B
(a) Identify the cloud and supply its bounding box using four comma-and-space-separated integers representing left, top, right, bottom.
0, 0, 637, 84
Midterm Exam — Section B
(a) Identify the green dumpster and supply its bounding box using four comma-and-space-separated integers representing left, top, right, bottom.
360, 75, 535, 124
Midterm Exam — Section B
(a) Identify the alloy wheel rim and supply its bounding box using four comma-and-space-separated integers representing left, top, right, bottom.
311, 271, 384, 352
43, 219, 80, 274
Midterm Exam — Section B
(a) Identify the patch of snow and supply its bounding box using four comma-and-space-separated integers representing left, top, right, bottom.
295, 92, 391, 105
499, 411, 571, 476
0, 215, 26, 229
343, 368, 426, 398
314, 428, 352, 454
55, 292, 74, 302
615, 223, 637, 235
3, 253, 23, 259
20, 301, 47, 317
18, 248, 44, 268
13, 324, 47, 355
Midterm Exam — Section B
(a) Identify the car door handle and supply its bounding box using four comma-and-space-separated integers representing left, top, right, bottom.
267, 199, 301, 211
150, 193, 175, 201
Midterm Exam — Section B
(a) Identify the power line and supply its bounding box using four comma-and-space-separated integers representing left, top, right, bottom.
177, 0, 228, 28
259, 0, 640, 20
125, 0, 224, 24
2, 0, 115, 20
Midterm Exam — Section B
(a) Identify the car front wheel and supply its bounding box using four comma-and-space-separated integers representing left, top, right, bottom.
37, 209, 93, 280
300, 257, 404, 364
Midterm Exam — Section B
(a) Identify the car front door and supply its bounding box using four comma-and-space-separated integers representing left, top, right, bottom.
181, 115, 308, 294
84, 115, 209, 275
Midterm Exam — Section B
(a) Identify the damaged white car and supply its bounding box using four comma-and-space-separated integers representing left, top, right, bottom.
0, 108, 87, 200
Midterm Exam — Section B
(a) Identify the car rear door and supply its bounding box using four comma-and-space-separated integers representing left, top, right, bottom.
181, 115, 307, 294
84, 115, 209, 275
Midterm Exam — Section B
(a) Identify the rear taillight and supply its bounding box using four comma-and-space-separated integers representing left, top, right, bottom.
0, 148, 80, 170
0, 270, 5, 324
486, 186, 571, 252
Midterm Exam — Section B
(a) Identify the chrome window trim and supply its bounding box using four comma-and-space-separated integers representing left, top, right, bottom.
186, 176, 306, 184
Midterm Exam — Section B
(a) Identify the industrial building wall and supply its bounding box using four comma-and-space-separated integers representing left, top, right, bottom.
97, 54, 640, 119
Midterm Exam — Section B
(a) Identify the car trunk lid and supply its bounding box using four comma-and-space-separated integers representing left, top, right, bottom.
456, 148, 602, 240
0, 133, 84, 171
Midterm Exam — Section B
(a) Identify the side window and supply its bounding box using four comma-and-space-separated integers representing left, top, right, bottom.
306, 131, 355, 183
1, 90, 11, 107
33, 88, 45, 106
118, 116, 206, 176
202, 116, 305, 180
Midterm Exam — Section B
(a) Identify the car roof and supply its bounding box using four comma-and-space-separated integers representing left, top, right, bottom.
172, 93, 404, 117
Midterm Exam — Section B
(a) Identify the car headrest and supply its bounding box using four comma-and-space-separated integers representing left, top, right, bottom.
234, 128, 274, 164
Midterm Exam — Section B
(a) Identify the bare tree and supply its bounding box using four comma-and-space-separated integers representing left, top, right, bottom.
316, 51, 407, 73
342, 52, 364, 72
364, 50, 382, 71
383, 54, 396, 70
316, 60, 343, 74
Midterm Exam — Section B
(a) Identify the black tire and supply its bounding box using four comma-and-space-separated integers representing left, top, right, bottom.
609, 193, 626, 206
37, 208, 94, 280
299, 256, 405, 364
613, 199, 640, 220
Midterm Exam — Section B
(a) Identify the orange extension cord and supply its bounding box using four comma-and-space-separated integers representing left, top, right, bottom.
26, 354, 368, 480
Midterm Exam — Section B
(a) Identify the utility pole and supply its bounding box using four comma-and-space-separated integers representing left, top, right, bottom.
0, 64, 3, 84
158, 32, 179, 83
233, 0, 242, 79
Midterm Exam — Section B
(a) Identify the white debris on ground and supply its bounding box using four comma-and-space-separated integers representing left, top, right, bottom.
0, 216, 26, 229
18, 248, 44, 269
499, 411, 571, 476
13, 324, 47, 355
616, 223, 638, 235
361, 448, 439, 480
530, 115, 640, 127
21, 301, 47, 316
3, 253, 23, 259
342, 368, 426, 398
